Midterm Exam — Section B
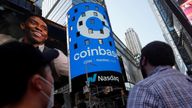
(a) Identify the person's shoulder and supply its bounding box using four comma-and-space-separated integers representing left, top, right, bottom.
137, 68, 190, 89
54, 48, 63, 53
134, 75, 159, 88
53, 48, 67, 58
154, 68, 188, 81
132, 70, 168, 90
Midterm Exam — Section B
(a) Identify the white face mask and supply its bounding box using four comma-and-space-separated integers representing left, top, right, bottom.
40, 77, 54, 108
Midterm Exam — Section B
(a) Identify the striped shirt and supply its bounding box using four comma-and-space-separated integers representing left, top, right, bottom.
127, 66, 192, 108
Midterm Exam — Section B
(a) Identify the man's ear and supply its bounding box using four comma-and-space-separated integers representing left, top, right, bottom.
141, 56, 147, 66
20, 23, 25, 30
30, 74, 44, 91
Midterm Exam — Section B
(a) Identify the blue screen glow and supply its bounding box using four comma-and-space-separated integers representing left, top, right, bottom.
68, 2, 121, 79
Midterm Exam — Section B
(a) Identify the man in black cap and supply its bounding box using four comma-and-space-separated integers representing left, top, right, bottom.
127, 41, 192, 107
0, 41, 59, 108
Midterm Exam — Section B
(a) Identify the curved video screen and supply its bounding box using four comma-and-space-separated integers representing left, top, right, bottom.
67, 2, 121, 80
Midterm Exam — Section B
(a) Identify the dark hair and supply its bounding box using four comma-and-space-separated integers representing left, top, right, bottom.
21, 14, 46, 23
141, 41, 175, 66
0, 42, 49, 107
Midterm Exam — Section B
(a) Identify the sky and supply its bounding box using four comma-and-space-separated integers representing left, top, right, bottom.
105, 0, 166, 47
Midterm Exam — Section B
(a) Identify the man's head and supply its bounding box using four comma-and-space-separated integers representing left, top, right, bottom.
0, 42, 58, 108
140, 41, 175, 78
20, 15, 48, 45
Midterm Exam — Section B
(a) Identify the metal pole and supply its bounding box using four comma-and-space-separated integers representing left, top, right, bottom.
85, 62, 91, 108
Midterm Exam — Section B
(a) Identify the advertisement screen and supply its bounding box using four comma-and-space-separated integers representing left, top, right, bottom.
0, 8, 69, 90
68, 2, 122, 92
174, 0, 192, 25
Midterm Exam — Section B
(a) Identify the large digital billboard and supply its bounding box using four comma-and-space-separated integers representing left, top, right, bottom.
68, 2, 122, 91
180, 0, 192, 24
0, 3, 70, 107
0, 7, 69, 90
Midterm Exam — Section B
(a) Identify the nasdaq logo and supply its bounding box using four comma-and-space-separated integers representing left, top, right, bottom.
86, 73, 97, 85
98, 75, 119, 82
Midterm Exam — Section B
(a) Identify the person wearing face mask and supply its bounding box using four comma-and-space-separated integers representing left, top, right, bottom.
127, 41, 192, 108
0, 41, 59, 108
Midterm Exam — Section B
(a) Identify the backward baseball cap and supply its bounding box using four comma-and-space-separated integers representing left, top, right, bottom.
0, 41, 59, 107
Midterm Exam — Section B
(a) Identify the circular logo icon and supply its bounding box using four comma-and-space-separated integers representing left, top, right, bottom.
77, 10, 110, 39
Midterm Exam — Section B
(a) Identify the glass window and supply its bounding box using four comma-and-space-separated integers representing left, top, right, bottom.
88, 29, 93, 34
82, 12, 86, 17
95, 6, 99, 11
98, 39, 103, 44
79, 21, 83, 26
109, 41, 112, 46
93, 12, 98, 16
70, 26, 73, 31
85, 39, 90, 45
100, 29, 104, 34
85, 5, 89, 10
103, 15, 106, 19
102, 21, 105, 26
76, 31, 80, 37
74, 43, 78, 49
74, 8, 78, 13
72, 16, 75, 21
90, 19, 95, 24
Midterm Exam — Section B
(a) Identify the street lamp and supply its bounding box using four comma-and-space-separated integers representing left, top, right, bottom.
84, 61, 97, 108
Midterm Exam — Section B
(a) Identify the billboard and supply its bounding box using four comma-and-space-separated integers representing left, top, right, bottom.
174, 0, 192, 25
180, 0, 192, 24
0, 7, 69, 90
67, 2, 122, 91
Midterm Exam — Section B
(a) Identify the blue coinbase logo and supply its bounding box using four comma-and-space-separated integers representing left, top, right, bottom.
77, 10, 110, 39
68, 2, 121, 79
74, 46, 117, 60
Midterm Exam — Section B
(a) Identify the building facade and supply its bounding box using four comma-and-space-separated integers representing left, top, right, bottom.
148, 0, 192, 75
42, 0, 72, 25
125, 28, 142, 57
42, 0, 104, 26
42, 0, 142, 83
113, 33, 143, 83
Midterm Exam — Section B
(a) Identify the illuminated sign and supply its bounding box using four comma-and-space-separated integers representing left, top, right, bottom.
180, 0, 192, 24
124, 82, 134, 91
67, 2, 121, 79
86, 73, 120, 85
